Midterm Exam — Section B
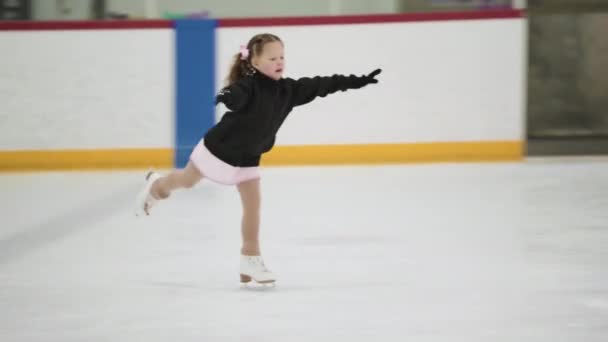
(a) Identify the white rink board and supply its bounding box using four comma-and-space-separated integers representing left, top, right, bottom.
0, 29, 174, 150
0, 17, 526, 152
217, 18, 526, 145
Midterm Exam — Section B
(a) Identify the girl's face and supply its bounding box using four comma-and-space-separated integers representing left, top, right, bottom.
251, 41, 285, 80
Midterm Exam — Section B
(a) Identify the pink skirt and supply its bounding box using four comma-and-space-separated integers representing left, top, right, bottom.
189, 140, 260, 185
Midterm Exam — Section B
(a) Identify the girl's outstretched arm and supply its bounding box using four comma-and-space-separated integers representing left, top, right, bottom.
289, 69, 381, 107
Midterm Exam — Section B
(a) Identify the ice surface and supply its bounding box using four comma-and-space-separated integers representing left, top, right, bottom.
1, 159, 607, 341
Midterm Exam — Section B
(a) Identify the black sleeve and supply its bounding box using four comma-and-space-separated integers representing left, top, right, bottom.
290, 69, 381, 107
215, 78, 253, 111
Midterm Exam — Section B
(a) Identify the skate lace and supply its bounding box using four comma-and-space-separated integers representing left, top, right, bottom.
249, 257, 270, 272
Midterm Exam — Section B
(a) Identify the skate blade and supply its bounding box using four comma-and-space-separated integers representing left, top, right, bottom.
240, 274, 276, 289
134, 170, 158, 217
240, 282, 276, 291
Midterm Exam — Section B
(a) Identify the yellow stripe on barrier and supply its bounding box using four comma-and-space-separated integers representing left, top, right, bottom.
0, 148, 173, 172
0, 141, 522, 171
261, 141, 523, 166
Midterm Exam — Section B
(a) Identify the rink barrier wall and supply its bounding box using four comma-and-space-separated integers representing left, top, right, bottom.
215, 10, 526, 166
174, 19, 216, 168
0, 10, 525, 172
261, 141, 522, 166
216, 10, 522, 27
0, 20, 176, 172
0, 148, 172, 172
0, 141, 522, 171
0, 20, 173, 30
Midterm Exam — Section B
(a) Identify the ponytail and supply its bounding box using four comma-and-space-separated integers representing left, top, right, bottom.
226, 53, 254, 86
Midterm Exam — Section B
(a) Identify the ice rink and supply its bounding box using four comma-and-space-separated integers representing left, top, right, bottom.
1, 159, 607, 341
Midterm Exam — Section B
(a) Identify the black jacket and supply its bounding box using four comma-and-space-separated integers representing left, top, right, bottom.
204, 70, 380, 167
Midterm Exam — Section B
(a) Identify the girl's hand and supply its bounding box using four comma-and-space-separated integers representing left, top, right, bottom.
365, 69, 382, 84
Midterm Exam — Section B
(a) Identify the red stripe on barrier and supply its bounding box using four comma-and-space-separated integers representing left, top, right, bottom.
218, 10, 524, 27
0, 20, 173, 31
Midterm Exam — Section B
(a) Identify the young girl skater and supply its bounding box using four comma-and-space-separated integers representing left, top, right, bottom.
135, 33, 381, 285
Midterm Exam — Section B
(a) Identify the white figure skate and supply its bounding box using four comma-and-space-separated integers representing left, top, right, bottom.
240, 255, 276, 285
135, 170, 161, 216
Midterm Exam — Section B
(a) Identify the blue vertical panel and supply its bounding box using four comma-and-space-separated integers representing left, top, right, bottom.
175, 19, 216, 168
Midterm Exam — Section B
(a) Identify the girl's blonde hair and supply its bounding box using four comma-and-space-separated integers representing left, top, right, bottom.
226, 33, 282, 86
